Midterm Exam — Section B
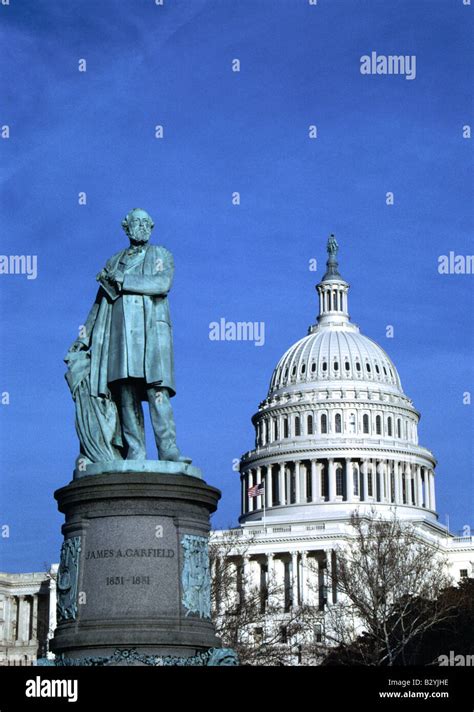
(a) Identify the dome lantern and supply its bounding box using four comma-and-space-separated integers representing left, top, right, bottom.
316, 235, 350, 326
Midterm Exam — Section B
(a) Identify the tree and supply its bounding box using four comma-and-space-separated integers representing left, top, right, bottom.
321, 511, 455, 666
399, 578, 474, 665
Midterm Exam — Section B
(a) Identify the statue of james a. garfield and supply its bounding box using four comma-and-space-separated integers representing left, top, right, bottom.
66, 208, 189, 465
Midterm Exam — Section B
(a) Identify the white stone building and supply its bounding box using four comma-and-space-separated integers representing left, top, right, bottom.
0, 566, 57, 665
212, 236, 473, 652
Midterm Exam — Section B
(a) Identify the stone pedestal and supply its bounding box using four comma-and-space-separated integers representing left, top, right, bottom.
50, 466, 225, 665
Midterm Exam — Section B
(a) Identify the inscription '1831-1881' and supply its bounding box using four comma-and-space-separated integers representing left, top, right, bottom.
86, 548, 175, 560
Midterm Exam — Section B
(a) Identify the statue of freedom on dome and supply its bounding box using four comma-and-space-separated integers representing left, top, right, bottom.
65, 208, 190, 467
327, 233, 338, 255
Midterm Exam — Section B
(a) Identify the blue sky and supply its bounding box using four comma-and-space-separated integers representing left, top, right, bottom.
0, 0, 472, 571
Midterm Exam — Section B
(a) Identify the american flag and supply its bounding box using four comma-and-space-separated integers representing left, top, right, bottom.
248, 482, 265, 498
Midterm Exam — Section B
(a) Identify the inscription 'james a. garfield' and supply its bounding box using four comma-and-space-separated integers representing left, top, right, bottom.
86, 548, 175, 560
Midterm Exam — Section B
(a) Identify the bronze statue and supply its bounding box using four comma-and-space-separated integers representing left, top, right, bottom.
66, 208, 190, 466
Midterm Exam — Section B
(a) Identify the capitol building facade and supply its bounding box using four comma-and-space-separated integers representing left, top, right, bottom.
0, 237, 472, 665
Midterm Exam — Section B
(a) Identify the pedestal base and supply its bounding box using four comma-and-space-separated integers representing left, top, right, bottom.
50, 469, 226, 664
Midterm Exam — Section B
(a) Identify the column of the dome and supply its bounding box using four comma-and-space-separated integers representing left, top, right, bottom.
390, 459, 396, 503
328, 458, 336, 501
429, 469, 436, 511
279, 462, 286, 506
295, 460, 301, 504
248, 468, 254, 511
422, 467, 428, 508
302, 461, 309, 503
312, 461, 317, 502
376, 460, 382, 502
346, 458, 353, 503
366, 459, 373, 500
383, 460, 389, 502
425, 467, 430, 508
406, 463, 413, 505
397, 461, 403, 504
256, 466, 262, 510
266, 465, 273, 507
395, 461, 402, 504
415, 465, 422, 507
310, 459, 317, 503
244, 469, 250, 512
402, 464, 407, 504
362, 459, 369, 502
385, 460, 391, 502
379, 460, 385, 502
317, 462, 324, 501
386, 459, 391, 502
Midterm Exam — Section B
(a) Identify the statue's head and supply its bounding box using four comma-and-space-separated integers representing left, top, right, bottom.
122, 208, 154, 245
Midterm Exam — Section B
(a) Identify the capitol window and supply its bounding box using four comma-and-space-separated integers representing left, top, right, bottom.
366, 362, 371, 373
307, 414, 313, 434
284, 418, 289, 438
387, 417, 393, 436
335, 413, 342, 433
376, 415, 382, 435
311, 361, 316, 373
345, 361, 350, 372
334, 361, 339, 371
301, 363, 306, 375
295, 416, 301, 436
356, 361, 361, 372
397, 419, 402, 438
321, 414, 328, 434
322, 360, 327, 372
363, 414, 370, 433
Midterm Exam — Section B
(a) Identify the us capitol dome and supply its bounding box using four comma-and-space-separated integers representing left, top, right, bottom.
239, 236, 438, 525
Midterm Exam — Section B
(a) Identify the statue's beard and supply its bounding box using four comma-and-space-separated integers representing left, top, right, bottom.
129, 229, 150, 244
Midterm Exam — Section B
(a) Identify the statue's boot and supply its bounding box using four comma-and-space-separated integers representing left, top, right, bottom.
148, 386, 192, 464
